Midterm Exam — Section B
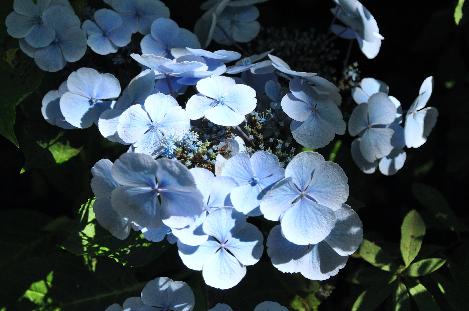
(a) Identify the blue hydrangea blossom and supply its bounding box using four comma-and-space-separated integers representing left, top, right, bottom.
281, 78, 346, 149
260, 152, 349, 245
267, 205, 363, 280
178, 208, 264, 289
82, 9, 133, 55
220, 151, 284, 216
60, 68, 121, 128
213, 5, 260, 45
111, 153, 204, 230
117, 93, 190, 156
348, 92, 397, 162
103, 0, 170, 34
331, 0, 384, 59
141, 18, 201, 57
254, 301, 289, 311
186, 76, 257, 126
352, 77, 389, 105
404, 76, 438, 148
41, 81, 75, 129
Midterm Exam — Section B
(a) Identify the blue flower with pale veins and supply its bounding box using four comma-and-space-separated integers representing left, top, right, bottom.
260, 152, 349, 245
140, 277, 195, 311
111, 153, 204, 230
186, 76, 257, 126
348, 92, 397, 162
255, 301, 289, 311
267, 205, 362, 280
331, 0, 384, 59
213, 5, 260, 45
82, 9, 132, 55
117, 93, 190, 157
220, 151, 284, 216
91, 159, 131, 240
141, 18, 200, 57
17, 5, 86, 72
103, 0, 170, 34
172, 168, 237, 246
99, 70, 156, 142
178, 208, 264, 289
281, 78, 345, 149
5, 0, 73, 48
404, 76, 438, 148
41, 81, 75, 129
60, 68, 121, 128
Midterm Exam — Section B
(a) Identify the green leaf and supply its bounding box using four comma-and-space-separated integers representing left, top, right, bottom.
358, 239, 396, 272
432, 272, 469, 311
22, 271, 54, 306
291, 292, 322, 311
0, 57, 42, 146
408, 281, 440, 311
455, 0, 466, 25
352, 282, 395, 311
393, 282, 411, 311
328, 140, 342, 162
412, 183, 467, 232
47, 141, 81, 164
400, 210, 426, 266
406, 258, 446, 277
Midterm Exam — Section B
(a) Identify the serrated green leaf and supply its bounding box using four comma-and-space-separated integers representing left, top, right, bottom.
455, 0, 466, 25
393, 282, 411, 311
408, 281, 440, 311
358, 239, 396, 272
412, 183, 467, 232
407, 258, 446, 277
22, 271, 54, 305
352, 282, 395, 311
400, 210, 426, 266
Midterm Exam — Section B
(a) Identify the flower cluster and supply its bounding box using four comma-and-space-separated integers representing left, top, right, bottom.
5, 0, 439, 308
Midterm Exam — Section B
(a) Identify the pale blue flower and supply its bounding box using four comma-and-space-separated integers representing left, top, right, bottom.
111, 153, 204, 230
140, 277, 195, 311
173, 48, 241, 63
41, 81, 75, 129
221, 151, 284, 216
172, 168, 237, 246
352, 77, 389, 105
178, 208, 264, 289
99, 70, 156, 142
213, 5, 260, 45
260, 152, 349, 245
348, 92, 397, 162
186, 76, 257, 126
404, 76, 438, 148
331, 0, 384, 59
59, 68, 121, 128
267, 205, 362, 280
281, 78, 345, 149
91, 159, 131, 240
141, 18, 200, 57
209, 304, 233, 311
82, 8, 132, 55
5, 0, 73, 48
268, 54, 316, 79
103, 0, 170, 34
117, 93, 190, 156
254, 301, 288, 311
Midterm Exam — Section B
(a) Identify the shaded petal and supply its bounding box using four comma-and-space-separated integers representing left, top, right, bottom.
251, 151, 284, 185
93, 198, 131, 240
285, 151, 324, 190
291, 116, 336, 149
281, 199, 336, 245
117, 104, 151, 144
150, 17, 180, 46
281, 93, 312, 122
367, 92, 397, 125
308, 162, 349, 210
378, 150, 406, 176
95, 8, 122, 31
254, 301, 288, 311
111, 186, 159, 228
59, 27, 87, 62
91, 159, 117, 198
88, 34, 117, 55
232, 21, 260, 43
202, 248, 246, 289
160, 188, 204, 229
348, 103, 369, 136
24, 23, 55, 48
112, 153, 158, 187
34, 43, 66, 72
325, 205, 363, 256
227, 222, 263, 265
404, 107, 438, 148
360, 127, 394, 162
266, 225, 308, 273
141, 35, 167, 56
59, 92, 97, 128
177, 239, 219, 270
299, 242, 348, 280
350, 138, 378, 174
141, 277, 195, 311
260, 178, 298, 221
202, 208, 244, 242
98, 108, 125, 142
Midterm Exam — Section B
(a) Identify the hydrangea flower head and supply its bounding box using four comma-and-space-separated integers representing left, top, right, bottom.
103, 0, 170, 34
267, 205, 362, 280
220, 151, 284, 216
41, 81, 75, 129
281, 78, 346, 149
111, 153, 204, 230
254, 301, 289, 311
331, 0, 383, 59
141, 18, 201, 57
348, 92, 397, 162
260, 151, 349, 245
140, 277, 195, 311
178, 208, 264, 289
404, 76, 438, 148
60, 68, 121, 128
117, 93, 190, 156
213, 5, 260, 45
82, 8, 132, 55
186, 76, 257, 126
5, 0, 73, 48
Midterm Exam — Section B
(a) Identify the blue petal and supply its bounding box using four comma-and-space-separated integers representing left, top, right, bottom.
202, 208, 244, 243
24, 23, 55, 48
307, 162, 349, 210
348, 103, 369, 136
350, 138, 378, 174
91, 159, 117, 198
150, 17, 180, 47
226, 222, 263, 265
367, 92, 397, 126
204, 104, 246, 126
254, 301, 288, 311
172, 212, 208, 246
209, 304, 233, 311
141, 277, 195, 311
59, 92, 98, 128
196, 75, 236, 98
285, 151, 324, 191
87, 34, 117, 55
93, 198, 131, 240
260, 178, 298, 221
378, 150, 406, 176
14, 0, 39, 17
178, 239, 219, 270
202, 248, 246, 289
59, 27, 87, 62
352, 77, 389, 104
281, 93, 312, 122
67, 68, 121, 100
404, 107, 438, 148
221, 153, 254, 183
112, 152, 159, 187
34, 43, 66, 72
298, 242, 348, 280
359, 127, 394, 162
160, 188, 204, 229
41, 89, 75, 129
325, 205, 363, 256
95, 9, 122, 32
